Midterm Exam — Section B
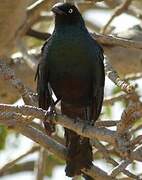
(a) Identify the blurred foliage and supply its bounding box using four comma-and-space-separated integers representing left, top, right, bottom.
0, 125, 7, 150
45, 155, 65, 177
103, 106, 112, 118
25, 36, 43, 48
112, 86, 121, 95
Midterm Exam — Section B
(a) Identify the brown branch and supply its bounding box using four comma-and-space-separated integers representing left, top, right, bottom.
104, 57, 135, 94
0, 161, 34, 176
35, 148, 48, 180
93, 33, 142, 50
110, 160, 131, 177
0, 103, 142, 177
93, 140, 137, 179
131, 135, 142, 148
1, 103, 142, 161
27, 29, 51, 40
0, 114, 114, 180
25, 30, 142, 51
104, 92, 127, 106
115, 102, 142, 158
117, 102, 142, 134
0, 104, 116, 145
95, 120, 118, 127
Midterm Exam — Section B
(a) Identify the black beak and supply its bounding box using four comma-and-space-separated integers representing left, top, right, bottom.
52, 6, 67, 15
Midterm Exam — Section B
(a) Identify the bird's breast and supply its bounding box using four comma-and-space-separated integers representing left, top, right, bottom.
47, 32, 95, 106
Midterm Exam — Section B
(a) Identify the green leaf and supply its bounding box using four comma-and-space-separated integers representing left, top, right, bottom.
0, 124, 7, 150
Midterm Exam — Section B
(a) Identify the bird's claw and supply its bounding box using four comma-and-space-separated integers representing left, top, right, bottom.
43, 106, 57, 136
82, 121, 94, 133
74, 117, 80, 124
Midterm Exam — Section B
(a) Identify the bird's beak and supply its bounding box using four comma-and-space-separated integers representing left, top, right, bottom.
52, 6, 67, 15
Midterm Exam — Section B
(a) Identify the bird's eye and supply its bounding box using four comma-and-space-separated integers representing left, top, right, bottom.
68, 8, 73, 14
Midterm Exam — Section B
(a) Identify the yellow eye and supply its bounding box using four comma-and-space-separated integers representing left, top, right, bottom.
68, 8, 73, 14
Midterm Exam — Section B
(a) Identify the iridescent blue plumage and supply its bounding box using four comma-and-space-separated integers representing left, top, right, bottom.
36, 3, 105, 179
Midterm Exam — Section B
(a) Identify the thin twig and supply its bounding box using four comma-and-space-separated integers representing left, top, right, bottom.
93, 33, 142, 50
93, 140, 137, 179
124, 72, 142, 81
0, 146, 39, 176
0, 60, 37, 106
16, 39, 38, 71
104, 57, 135, 94
35, 148, 47, 180
104, 92, 126, 106
110, 160, 131, 177
101, 0, 132, 34
117, 102, 142, 134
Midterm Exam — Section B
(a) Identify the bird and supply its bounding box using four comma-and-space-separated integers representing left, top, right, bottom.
36, 2, 105, 179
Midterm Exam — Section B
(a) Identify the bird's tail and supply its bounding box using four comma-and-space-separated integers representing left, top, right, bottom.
65, 129, 93, 177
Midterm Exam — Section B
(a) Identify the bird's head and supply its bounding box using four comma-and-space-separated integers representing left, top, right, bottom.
52, 3, 85, 27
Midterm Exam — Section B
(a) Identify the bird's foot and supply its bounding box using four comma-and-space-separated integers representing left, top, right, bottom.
82, 121, 94, 133
43, 106, 57, 136
74, 117, 80, 124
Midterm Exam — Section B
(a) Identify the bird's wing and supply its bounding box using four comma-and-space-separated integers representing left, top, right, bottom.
92, 44, 105, 122
35, 40, 51, 110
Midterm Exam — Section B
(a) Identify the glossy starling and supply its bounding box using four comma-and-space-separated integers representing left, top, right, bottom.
36, 2, 105, 179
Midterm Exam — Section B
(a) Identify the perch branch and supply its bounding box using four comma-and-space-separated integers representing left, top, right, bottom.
1, 103, 142, 162
0, 103, 142, 177
24, 30, 142, 50
0, 104, 115, 144
93, 33, 142, 50
0, 114, 113, 180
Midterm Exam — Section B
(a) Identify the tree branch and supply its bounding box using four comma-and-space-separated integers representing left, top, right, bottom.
0, 114, 114, 179
0, 60, 37, 106
101, 0, 132, 34
0, 146, 39, 176
104, 57, 135, 93
0, 104, 116, 145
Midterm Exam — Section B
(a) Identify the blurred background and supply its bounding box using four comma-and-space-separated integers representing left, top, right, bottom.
0, 0, 142, 179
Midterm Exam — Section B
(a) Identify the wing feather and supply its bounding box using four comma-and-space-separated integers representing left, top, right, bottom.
92, 44, 105, 122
